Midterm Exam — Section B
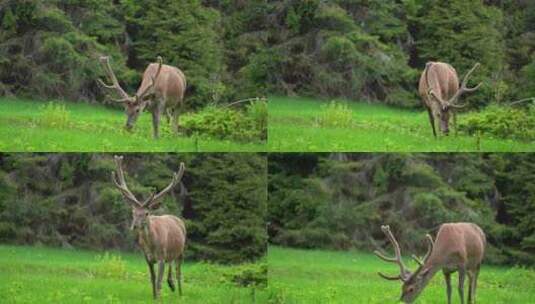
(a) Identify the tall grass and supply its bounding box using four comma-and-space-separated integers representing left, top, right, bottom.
268, 96, 535, 152
0, 98, 265, 152
0, 245, 268, 304
269, 246, 535, 303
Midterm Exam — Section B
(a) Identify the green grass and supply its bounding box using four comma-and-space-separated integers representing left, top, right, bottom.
0, 245, 268, 304
0, 98, 265, 152
268, 96, 535, 152
268, 246, 535, 303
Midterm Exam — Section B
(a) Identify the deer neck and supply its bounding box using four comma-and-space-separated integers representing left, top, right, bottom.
137, 216, 156, 253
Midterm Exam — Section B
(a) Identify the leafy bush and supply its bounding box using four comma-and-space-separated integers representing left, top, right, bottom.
458, 104, 535, 141
181, 105, 265, 142
37, 103, 71, 128
315, 101, 354, 128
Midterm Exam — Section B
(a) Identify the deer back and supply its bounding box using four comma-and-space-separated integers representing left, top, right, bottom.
426, 223, 485, 269
140, 214, 186, 262
137, 63, 187, 108
419, 62, 459, 109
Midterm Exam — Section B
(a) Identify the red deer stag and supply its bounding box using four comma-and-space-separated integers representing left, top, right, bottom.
98, 56, 187, 138
374, 223, 486, 304
419, 62, 482, 137
112, 155, 186, 298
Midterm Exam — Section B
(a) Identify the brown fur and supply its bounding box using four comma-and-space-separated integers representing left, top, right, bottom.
419, 62, 458, 136
418, 62, 481, 137
112, 156, 186, 298
98, 56, 187, 138
375, 223, 486, 304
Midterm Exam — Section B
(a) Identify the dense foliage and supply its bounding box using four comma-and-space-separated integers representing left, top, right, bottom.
0, 153, 267, 264
268, 153, 535, 266
0, 0, 267, 106
249, 0, 535, 108
2, 1, 535, 109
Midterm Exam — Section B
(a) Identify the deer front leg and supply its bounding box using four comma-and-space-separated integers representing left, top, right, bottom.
443, 270, 452, 304
151, 110, 161, 139
426, 108, 437, 138
458, 268, 466, 304
146, 260, 157, 299
156, 260, 165, 297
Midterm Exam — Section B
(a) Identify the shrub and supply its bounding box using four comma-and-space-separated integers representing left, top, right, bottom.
458, 104, 535, 141
38, 102, 71, 128
246, 99, 268, 140
181, 106, 264, 142
92, 252, 127, 279
315, 101, 354, 128
223, 262, 267, 288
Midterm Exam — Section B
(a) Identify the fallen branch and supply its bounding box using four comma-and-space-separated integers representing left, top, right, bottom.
222, 97, 267, 108
507, 97, 535, 106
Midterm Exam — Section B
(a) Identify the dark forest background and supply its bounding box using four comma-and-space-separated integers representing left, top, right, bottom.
2, 0, 535, 108
0, 153, 267, 264
269, 153, 535, 266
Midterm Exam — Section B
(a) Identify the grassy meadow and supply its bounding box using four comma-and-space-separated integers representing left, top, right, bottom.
268, 96, 535, 152
0, 245, 268, 304
269, 246, 535, 304
0, 98, 264, 152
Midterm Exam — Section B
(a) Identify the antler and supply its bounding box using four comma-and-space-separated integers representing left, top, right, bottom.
112, 155, 141, 207
136, 56, 163, 101
98, 56, 132, 103
429, 63, 482, 109
144, 162, 186, 209
411, 234, 434, 266
374, 225, 412, 282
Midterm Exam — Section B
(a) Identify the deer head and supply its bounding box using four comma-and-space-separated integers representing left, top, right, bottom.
98, 56, 163, 131
374, 225, 435, 303
111, 155, 185, 230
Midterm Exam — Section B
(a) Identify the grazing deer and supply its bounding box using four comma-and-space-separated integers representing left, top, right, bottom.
112, 155, 186, 298
419, 62, 482, 137
98, 56, 187, 138
374, 223, 486, 304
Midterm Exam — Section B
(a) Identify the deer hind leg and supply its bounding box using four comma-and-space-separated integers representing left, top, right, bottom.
471, 265, 481, 304
156, 260, 165, 297
443, 270, 452, 304
427, 108, 437, 138
176, 256, 183, 296
165, 108, 173, 124
172, 106, 181, 135
458, 268, 466, 304
167, 261, 176, 292
467, 270, 475, 304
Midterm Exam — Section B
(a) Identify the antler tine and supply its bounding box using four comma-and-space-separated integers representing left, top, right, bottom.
374, 225, 411, 282
145, 162, 186, 208
98, 56, 131, 102
142, 192, 156, 206
112, 155, 141, 207
448, 63, 482, 106
422, 234, 434, 262
410, 233, 435, 267
137, 56, 164, 100
378, 272, 404, 281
